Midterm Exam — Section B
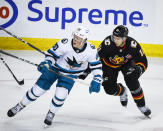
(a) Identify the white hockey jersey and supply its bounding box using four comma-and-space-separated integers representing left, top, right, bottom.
45, 38, 102, 77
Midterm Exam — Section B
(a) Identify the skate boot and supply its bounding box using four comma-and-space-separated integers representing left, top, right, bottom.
7, 102, 25, 117
44, 110, 55, 125
138, 106, 151, 116
119, 84, 128, 107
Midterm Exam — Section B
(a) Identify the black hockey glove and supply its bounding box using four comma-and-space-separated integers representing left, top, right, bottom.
78, 66, 91, 80
78, 72, 90, 80
125, 66, 143, 80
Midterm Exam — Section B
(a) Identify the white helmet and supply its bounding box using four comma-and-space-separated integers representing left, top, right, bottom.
73, 26, 89, 41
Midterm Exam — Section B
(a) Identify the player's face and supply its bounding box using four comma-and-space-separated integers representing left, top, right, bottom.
73, 35, 85, 49
112, 35, 124, 47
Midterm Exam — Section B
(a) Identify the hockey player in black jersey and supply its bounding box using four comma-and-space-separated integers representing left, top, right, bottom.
79, 25, 151, 117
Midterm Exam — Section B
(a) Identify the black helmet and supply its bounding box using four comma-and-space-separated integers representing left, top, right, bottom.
113, 25, 128, 37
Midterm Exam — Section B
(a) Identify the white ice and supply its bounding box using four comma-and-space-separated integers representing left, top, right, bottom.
0, 50, 163, 131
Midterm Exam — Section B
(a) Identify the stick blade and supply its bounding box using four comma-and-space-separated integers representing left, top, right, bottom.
19, 79, 24, 85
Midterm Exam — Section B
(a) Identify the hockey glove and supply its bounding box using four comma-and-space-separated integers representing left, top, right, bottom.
89, 75, 102, 94
37, 60, 52, 73
78, 72, 89, 80
78, 66, 91, 80
125, 65, 143, 80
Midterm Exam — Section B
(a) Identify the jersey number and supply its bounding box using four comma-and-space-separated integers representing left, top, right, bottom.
139, 49, 144, 57
53, 43, 58, 51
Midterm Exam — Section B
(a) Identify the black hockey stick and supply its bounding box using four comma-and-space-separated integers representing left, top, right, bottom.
0, 55, 24, 85
0, 50, 89, 86
0, 49, 38, 66
0, 26, 45, 55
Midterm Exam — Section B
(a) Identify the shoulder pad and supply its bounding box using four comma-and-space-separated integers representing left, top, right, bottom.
90, 44, 96, 49
61, 38, 68, 44
130, 40, 138, 48
127, 37, 139, 48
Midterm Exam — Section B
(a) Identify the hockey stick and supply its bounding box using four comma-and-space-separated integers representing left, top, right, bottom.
0, 49, 38, 66
0, 54, 24, 85
0, 27, 89, 86
0, 26, 45, 55
0, 50, 89, 86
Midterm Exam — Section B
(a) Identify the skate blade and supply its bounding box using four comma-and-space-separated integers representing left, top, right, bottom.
43, 124, 51, 128
139, 115, 152, 120
145, 115, 151, 119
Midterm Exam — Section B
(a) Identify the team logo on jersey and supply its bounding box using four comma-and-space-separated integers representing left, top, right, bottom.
66, 56, 82, 69
110, 55, 124, 65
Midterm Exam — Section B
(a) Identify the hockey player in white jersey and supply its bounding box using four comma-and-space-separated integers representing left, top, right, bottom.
7, 26, 103, 126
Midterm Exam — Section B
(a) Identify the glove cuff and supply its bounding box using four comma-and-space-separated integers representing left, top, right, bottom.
93, 75, 103, 83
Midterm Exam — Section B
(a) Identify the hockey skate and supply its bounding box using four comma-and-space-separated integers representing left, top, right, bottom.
7, 102, 25, 117
44, 110, 55, 126
119, 84, 128, 107
138, 106, 151, 116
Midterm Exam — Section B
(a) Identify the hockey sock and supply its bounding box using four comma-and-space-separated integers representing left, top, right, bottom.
21, 84, 46, 106
49, 87, 68, 114
130, 86, 145, 107
114, 83, 125, 96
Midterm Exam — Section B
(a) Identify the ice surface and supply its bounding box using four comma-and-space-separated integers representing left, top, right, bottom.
0, 51, 163, 131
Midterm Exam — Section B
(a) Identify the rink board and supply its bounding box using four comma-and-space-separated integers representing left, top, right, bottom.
0, 37, 163, 58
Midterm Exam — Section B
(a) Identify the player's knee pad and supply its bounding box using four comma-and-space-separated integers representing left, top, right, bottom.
55, 87, 68, 100
51, 87, 68, 107
124, 75, 138, 81
102, 81, 117, 95
26, 84, 46, 102
32, 84, 46, 96
125, 78, 140, 91
21, 84, 46, 105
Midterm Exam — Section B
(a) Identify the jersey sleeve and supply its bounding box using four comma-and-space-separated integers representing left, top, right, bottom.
132, 42, 148, 72
44, 39, 66, 65
88, 46, 103, 77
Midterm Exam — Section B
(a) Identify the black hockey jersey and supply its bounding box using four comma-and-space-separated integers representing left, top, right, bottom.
98, 35, 147, 72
